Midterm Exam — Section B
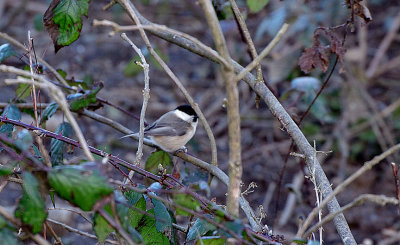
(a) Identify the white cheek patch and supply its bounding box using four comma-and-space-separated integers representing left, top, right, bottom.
175, 109, 192, 122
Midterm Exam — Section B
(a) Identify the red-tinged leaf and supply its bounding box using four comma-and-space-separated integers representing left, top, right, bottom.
43, 0, 91, 52
327, 32, 346, 60
298, 39, 330, 73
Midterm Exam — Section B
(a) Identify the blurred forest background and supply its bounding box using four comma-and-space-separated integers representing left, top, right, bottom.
1, 0, 400, 244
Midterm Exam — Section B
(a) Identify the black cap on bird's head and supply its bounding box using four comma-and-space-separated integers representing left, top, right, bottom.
176, 104, 198, 119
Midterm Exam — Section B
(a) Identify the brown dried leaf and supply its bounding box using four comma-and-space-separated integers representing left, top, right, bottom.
354, 0, 373, 23
327, 32, 347, 61
298, 40, 330, 73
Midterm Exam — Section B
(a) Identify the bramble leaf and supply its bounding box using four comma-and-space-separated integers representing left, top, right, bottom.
48, 165, 113, 211
14, 172, 47, 233
43, 0, 91, 52
50, 122, 72, 166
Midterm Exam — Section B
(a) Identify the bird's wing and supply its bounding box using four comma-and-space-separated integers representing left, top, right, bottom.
144, 112, 189, 136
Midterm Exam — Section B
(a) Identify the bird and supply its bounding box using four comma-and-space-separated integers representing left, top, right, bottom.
122, 104, 198, 153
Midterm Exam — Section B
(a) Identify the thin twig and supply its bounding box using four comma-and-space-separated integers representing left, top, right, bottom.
0, 65, 94, 161
0, 32, 70, 87
46, 218, 118, 244
303, 194, 398, 239
366, 12, 400, 78
0, 206, 51, 245
234, 24, 289, 83
120, 33, 149, 165
98, 208, 135, 245
296, 143, 400, 238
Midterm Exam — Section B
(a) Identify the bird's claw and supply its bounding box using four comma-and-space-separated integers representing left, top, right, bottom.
175, 146, 188, 154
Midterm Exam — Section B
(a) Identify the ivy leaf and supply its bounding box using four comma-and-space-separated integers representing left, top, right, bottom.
137, 209, 170, 245
247, 0, 269, 13
40, 102, 58, 125
145, 150, 173, 175
14, 172, 47, 233
50, 122, 73, 166
151, 198, 172, 233
173, 193, 201, 216
48, 165, 113, 211
67, 82, 103, 111
0, 104, 21, 137
187, 217, 216, 241
0, 43, 17, 63
43, 0, 91, 52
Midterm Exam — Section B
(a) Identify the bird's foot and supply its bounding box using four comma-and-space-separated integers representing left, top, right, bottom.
174, 146, 188, 154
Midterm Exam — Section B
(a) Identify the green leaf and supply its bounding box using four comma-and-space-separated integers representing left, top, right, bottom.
93, 205, 114, 244
126, 193, 146, 229
0, 227, 20, 245
187, 217, 216, 241
48, 165, 113, 211
150, 48, 169, 70
292, 238, 308, 244
50, 122, 72, 166
196, 237, 226, 245
114, 192, 143, 243
247, 0, 269, 13
0, 43, 16, 63
123, 56, 143, 77
0, 104, 21, 137
40, 102, 58, 125
0, 166, 13, 176
137, 209, 170, 245
15, 129, 33, 151
32, 145, 44, 162
14, 172, 47, 233
151, 198, 172, 233
219, 220, 243, 238
124, 190, 147, 227
173, 193, 200, 216
67, 82, 102, 111
15, 83, 31, 100
145, 150, 173, 175
43, 0, 91, 52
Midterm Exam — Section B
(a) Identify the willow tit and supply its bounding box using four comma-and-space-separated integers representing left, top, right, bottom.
122, 105, 198, 152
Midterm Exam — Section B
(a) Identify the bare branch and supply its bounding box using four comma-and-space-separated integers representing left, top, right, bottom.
198, 0, 242, 219
297, 143, 400, 238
